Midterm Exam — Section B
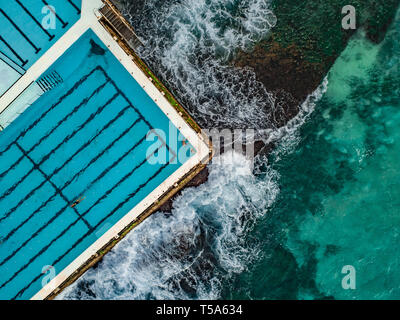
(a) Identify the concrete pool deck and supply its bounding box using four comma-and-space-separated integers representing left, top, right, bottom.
0, 0, 211, 300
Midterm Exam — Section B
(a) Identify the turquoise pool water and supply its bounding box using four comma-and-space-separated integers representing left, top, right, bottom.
0, 0, 81, 95
0, 29, 194, 300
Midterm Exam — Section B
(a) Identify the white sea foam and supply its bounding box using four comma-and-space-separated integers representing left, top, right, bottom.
60, 0, 326, 300
120, 0, 277, 130
60, 152, 279, 300
263, 77, 329, 159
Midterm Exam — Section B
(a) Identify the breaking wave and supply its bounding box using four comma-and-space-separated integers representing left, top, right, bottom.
60, 153, 279, 299
119, 0, 277, 130
60, 0, 326, 299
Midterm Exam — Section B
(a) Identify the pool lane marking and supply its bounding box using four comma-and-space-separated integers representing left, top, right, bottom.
0, 35, 28, 67
35, 91, 120, 167
25, 81, 109, 154
14, 161, 171, 299
1, 142, 169, 294
0, 99, 137, 225
0, 87, 118, 202
0, 9, 41, 54
1, 121, 144, 245
0, 81, 108, 180
0, 114, 148, 266
1, 191, 58, 244
42, 100, 131, 178
14, 0, 55, 41
0, 173, 49, 223
60, 118, 144, 191
66, 0, 81, 15
14, 142, 93, 230
0, 157, 36, 201
0, 66, 102, 155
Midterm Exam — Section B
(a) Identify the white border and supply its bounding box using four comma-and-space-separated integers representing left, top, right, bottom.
0, 0, 209, 300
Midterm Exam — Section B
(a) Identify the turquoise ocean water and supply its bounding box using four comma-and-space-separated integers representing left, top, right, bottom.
225, 8, 400, 300
62, 1, 400, 300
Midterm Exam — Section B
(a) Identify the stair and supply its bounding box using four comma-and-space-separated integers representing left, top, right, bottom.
36, 71, 63, 93
99, 4, 142, 50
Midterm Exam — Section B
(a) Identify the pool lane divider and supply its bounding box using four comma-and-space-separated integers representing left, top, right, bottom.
13, 161, 171, 300
26, 80, 109, 155
0, 108, 149, 269
41, 0, 68, 29
105, 73, 177, 160
14, 0, 55, 41
66, 0, 81, 15
0, 9, 41, 54
14, 142, 93, 230
0, 35, 28, 67
1, 142, 170, 297
0, 84, 118, 203
1, 124, 146, 247
0, 149, 24, 179
37, 91, 121, 167
0, 151, 37, 201
1, 190, 58, 244
0, 66, 102, 155
61, 119, 145, 192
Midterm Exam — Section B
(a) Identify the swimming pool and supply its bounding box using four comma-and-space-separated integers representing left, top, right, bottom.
0, 29, 195, 300
0, 0, 82, 95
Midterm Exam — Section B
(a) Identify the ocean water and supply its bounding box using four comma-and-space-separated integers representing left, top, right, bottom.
225, 9, 400, 299
61, 1, 400, 299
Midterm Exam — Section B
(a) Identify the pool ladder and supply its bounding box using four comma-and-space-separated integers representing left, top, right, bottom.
99, 2, 143, 50
36, 71, 63, 93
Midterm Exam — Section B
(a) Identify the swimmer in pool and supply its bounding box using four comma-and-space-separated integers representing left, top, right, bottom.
70, 196, 85, 208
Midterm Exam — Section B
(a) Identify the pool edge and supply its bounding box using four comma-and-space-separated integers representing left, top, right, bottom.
27, 0, 214, 300
43, 150, 212, 300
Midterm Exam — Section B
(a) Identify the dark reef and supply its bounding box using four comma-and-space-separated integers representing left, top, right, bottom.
235, 0, 400, 127
113, 0, 399, 213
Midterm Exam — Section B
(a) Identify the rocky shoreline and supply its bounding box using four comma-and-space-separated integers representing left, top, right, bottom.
114, 0, 399, 214
235, 0, 400, 127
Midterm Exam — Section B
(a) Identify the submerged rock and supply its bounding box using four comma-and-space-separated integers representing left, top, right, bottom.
234, 0, 399, 126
